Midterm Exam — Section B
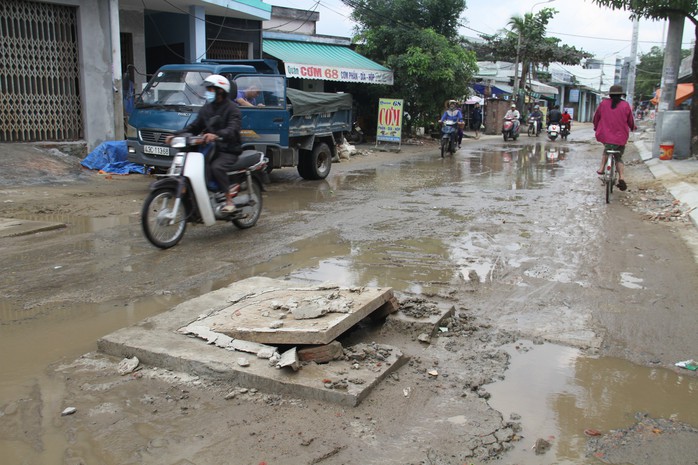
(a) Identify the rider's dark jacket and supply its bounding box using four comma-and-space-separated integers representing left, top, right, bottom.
179, 99, 242, 155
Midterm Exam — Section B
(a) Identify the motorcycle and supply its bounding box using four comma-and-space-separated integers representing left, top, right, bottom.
527, 117, 541, 137
547, 123, 561, 141
502, 116, 520, 141
141, 135, 268, 249
346, 120, 365, 144
440, 119, 458, 157
560, 122, 570, 140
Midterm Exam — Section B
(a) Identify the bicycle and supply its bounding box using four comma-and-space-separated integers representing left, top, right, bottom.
601, 148, 621, 203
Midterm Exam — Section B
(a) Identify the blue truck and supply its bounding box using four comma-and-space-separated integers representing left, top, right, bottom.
126, 60, 352, 180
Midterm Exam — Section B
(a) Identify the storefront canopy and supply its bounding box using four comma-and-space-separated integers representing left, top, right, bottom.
651, 83, 694, 106
263, 39, 393, 85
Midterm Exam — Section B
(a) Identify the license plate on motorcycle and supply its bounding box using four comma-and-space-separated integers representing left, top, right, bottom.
144, 145, 170, 156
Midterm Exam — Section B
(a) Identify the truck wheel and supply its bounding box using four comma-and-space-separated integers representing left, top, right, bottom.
299, 142, 332, 180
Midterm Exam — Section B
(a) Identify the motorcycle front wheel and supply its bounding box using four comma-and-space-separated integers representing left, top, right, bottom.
232, 181, 263, 229
440, 138, 447, 158
527, 125, 534, 137
141, 188, 188, 249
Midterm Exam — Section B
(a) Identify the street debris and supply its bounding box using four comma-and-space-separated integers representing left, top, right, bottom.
61, 407, 77, 416
674, 359, 697, 371
117, 356, 139, 375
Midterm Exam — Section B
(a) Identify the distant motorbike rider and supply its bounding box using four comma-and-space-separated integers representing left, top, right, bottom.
167, 74, 243, 212
504, 103, 520, 132
561, 110, 572, 131
440, 100, 464, 124
547, 104, 562, 128
440, 100, 464, 147
529, 105, 543, 134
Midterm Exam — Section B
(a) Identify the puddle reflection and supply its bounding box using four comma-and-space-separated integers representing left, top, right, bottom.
488, 343, 698, 464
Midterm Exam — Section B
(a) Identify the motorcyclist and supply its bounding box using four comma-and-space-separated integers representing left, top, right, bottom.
167, 74, 243, 212
440, 100, 463, 124
529, 105, 543, 135
547, 104, 562, 128
440, 100, 464, 148
504, 103, 520, 132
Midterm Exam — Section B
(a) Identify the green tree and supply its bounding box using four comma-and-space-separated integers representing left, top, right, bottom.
590, 0, 698, 154
471, 8, 591, 108
342, 0, 478, 128
635, 46, 691, 102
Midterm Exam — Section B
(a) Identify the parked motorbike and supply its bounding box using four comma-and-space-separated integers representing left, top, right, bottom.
346, 120, 365, 144
547, 123, 560, 141
440, 119, 458, 157
502, 116, 520, 141
560, 122, 570, 140
527, 117, 541, 137
141, 135, 268, 249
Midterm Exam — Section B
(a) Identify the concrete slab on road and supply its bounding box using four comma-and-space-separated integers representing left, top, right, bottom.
98, 277, 408, 406
0, 217, 66, 237
190, 284, 394, 345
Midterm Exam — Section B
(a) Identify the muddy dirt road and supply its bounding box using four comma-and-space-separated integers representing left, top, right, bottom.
1, 125, 698, 465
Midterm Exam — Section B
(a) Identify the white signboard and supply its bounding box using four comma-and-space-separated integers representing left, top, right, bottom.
284, 63, 394, 85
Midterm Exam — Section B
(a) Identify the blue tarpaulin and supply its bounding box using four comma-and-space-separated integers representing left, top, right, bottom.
81, 141, 146, 174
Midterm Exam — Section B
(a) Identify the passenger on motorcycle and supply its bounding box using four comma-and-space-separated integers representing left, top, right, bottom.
529, 105, 543, 134
504, 103, 520, 132
561, 110, 572, 130
167, 74, 243, 213
440, 100, 464, 147
547, 104, 562, 128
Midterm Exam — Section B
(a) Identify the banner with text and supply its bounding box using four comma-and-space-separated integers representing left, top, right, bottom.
284, 63, 394, 85
376, 99, 403, 143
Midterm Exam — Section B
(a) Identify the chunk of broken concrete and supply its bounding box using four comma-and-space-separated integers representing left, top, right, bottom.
277, 347, 300, 371
298, 341, 344, 363
417, 333, 431, 343
231, 339, 277, 356
237, 358, 250, 367
117, 356, 139, 375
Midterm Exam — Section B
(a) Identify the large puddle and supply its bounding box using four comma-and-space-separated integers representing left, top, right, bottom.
487, 342, 698, 464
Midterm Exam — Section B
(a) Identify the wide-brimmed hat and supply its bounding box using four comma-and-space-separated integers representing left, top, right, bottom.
608, 85, 626, 96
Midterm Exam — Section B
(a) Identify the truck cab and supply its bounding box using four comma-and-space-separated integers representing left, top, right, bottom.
126, 59, 351, 180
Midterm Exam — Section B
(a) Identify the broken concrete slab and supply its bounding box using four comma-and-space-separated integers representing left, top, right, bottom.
194, 281, 394, 345
98, 277, 408, 406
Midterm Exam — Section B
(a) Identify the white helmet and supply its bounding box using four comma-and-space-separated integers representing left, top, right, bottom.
203, 74, 231, 94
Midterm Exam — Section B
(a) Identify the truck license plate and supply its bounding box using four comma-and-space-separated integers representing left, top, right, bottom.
144, 145, 170, 156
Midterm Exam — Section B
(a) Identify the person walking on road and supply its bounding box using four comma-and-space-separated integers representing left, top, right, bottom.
471, 103, 483, 139
593, 85, 636, 191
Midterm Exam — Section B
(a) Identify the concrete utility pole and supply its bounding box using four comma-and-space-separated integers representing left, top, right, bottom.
658, 13, 684, 111
625, 17, 639, 108
654, 13, 688, 158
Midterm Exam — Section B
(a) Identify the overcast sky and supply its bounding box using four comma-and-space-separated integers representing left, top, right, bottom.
265, 0, 695, 69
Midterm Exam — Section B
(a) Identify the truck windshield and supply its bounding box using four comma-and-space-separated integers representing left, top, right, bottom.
138, 71, 211, 108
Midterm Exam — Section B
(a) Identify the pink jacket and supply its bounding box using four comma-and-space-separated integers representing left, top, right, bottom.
593, 98, 636, 145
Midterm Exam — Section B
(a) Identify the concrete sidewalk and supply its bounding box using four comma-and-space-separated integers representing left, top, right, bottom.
634, 136, 698, 229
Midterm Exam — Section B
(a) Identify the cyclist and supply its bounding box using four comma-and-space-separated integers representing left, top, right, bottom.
593, 85, 636, 191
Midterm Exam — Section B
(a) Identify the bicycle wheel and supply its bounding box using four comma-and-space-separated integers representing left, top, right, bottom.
605, 157, 615, 203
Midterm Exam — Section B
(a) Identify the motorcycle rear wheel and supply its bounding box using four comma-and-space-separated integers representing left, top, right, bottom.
232, 181, 263, 229
141, 188, 188, 249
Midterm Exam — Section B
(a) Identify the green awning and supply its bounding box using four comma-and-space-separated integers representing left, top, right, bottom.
263, 39, 393, 85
